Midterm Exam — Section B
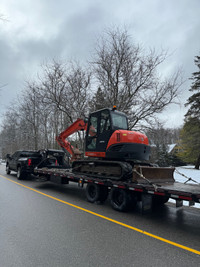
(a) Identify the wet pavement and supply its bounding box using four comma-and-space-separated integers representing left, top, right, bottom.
0, 164, 199, 266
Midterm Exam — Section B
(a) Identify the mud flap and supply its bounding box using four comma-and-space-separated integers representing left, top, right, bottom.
189, 201, 195, 206
141, 194, 153, 214
176, 199, 183, 208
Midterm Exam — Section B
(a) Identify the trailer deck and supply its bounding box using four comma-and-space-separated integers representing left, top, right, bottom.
34, 167, 200, 207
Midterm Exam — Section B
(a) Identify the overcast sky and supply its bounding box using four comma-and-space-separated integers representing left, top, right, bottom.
0, 0, 200, 128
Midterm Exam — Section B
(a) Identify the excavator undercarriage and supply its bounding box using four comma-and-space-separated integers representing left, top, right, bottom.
72, 160, 175, 183
72, 160, 133, 180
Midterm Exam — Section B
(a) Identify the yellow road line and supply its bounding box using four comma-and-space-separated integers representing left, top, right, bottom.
1, 174, 200, 256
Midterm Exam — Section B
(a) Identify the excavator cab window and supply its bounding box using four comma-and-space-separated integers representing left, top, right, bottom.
111, 112, 128, 130
86, 115, 98, 150
100, 110, 111, 133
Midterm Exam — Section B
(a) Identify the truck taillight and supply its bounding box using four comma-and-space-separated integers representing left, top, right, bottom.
28, 159, 32, 166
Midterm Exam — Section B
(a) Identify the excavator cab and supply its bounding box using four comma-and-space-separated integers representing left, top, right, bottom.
86, 108, 127, 153
85, 107, 150, 161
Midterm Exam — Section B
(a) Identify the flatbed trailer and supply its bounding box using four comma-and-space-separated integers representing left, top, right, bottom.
34, 166, 200, 213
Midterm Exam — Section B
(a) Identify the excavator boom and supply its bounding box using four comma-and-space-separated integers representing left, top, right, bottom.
56, 118, 87, 161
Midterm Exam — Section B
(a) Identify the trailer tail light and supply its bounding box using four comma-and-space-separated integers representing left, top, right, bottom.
28, 158, 32, 166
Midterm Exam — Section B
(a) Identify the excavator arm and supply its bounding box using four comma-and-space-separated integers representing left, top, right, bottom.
56, 118, 87, 161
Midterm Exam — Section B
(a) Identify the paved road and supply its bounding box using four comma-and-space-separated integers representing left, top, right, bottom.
0, 164, 199, 266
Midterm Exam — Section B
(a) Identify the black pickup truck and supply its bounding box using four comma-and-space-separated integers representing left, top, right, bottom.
6, 150, 42, 180
6, 149, 67, 180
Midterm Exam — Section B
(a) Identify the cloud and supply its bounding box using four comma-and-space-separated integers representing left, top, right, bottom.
0, 0, 200, 128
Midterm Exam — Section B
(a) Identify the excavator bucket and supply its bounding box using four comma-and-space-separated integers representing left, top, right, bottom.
132, 166, 175, 184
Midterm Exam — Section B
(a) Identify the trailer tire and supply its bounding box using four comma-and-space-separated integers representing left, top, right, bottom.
110, 188, 131, 212
6, 164, 11, 174
86, 183, 101, 203
17, 166, 25, 180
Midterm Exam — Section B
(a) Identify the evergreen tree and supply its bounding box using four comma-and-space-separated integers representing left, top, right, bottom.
185, 55, 200, 119
156, 144, 169, 167
178, 117, 200, 168
179, 54, 200, 169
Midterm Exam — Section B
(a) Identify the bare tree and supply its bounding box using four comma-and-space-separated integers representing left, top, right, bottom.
0, 105, 21, 154
39, 60, 92, 122
0, 60, 92, 153
17, 83, 41, 150
37, 60, 92, 149
0, 28, 183, 155
66, 62, 92, 119
92, 27, 182, 128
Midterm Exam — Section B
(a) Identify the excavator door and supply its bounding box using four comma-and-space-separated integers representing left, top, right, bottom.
86, 109, 112, 154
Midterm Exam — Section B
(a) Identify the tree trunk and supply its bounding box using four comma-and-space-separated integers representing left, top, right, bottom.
195, 153, 200, 169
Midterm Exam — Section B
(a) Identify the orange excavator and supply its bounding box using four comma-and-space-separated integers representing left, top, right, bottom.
56, 106, 152, 180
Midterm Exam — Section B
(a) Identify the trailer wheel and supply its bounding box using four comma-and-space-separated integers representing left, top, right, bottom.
86, 183, 101, 203
110, 188, 131, 212
6, 165, 11, 174
17, 167, 25, 180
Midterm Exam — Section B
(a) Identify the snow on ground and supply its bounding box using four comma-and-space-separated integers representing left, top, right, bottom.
174, 166, 200, 184
172, 166, 200, 209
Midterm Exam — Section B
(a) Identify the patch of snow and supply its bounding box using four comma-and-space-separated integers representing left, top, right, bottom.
170, 166, 200, 209
167, 144, 176, 153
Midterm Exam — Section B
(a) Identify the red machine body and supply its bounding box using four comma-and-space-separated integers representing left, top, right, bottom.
56, 108, 150, 162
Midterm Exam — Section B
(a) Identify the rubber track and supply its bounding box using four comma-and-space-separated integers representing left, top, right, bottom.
72, 160, 133, 181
